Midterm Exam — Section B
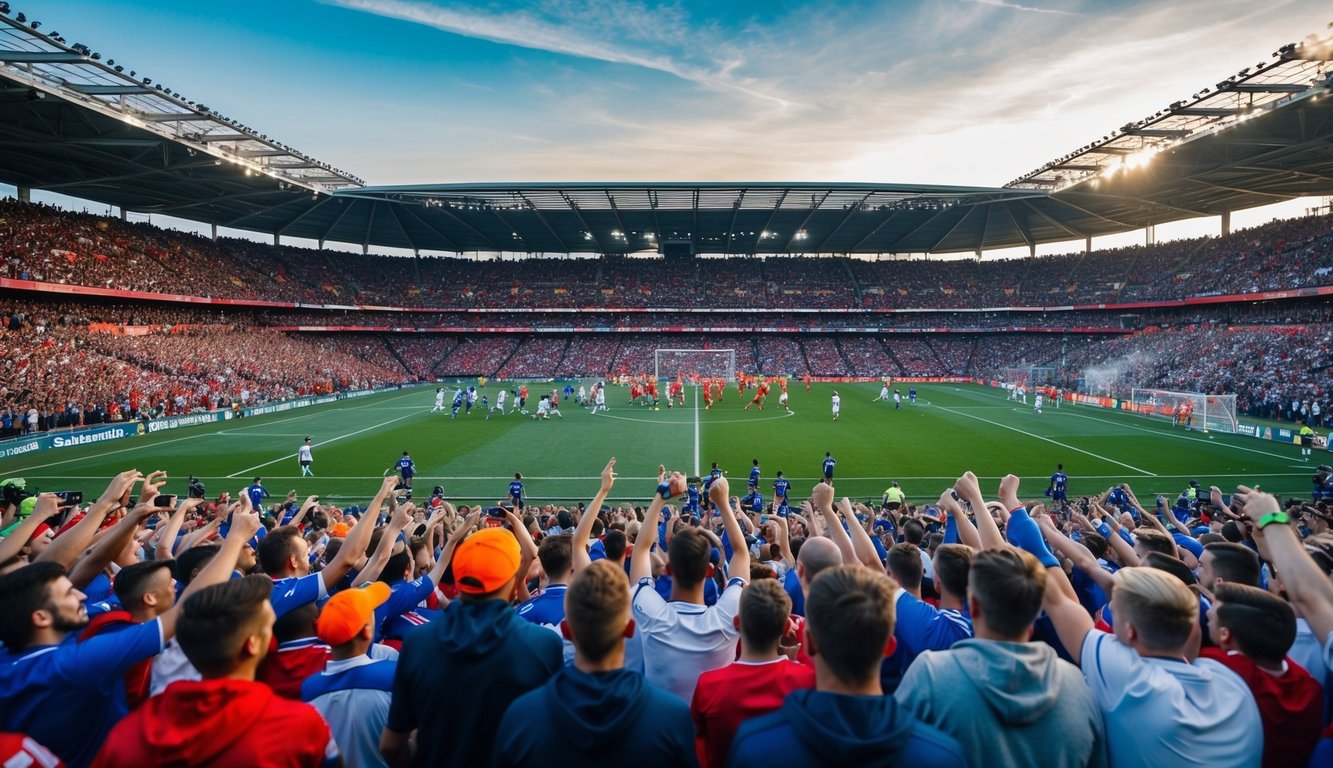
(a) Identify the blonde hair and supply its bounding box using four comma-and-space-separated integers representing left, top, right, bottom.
564, 560, 630, 661
1113, 566, 1197, 651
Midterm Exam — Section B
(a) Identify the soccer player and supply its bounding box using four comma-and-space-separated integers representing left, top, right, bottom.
431, 387, 445, 413
298, 437, 314, 477
246, 476, 269, 512
534, 395, 551, 420
772, 471, 790, 507
515, 384, 529, 414
822, 452, 836, 483
743, 384, 765, 411
496, 388, 508, 415
909, 386, 917, 406
592, 382, 606, 414
779, 380, 789, 412
509, 473, 526, 511
1047, 464, 1069, 504
465, 386, 477, 415
749, 459, 761, 492
1033, 391, 1043, 415
450, 388, 464, 419
703, 383, 714, 410
874, 382, 890, 402
480, 394, 490, 420
893, 389, 902, 410
396, 451, 415, 491
803, 373, 811, 392
831, 390, 840, 421
547, 394, 563, 418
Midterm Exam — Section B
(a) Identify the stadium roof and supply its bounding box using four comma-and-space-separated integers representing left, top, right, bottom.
0, 9, 1330, 255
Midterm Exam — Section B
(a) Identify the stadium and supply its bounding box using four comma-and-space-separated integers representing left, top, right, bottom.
3, 2, 1333, 766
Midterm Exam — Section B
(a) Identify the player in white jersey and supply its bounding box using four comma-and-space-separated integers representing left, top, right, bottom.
1018, 385, 1027, 404
873, 384, 889, 402
892, 390, 902, 410
593, 383, 607, 413
578, 384, 587, 406
831, 390, 841, 421
298, 436, 314, 477
431, 387, 446, 412
534, 396, 551, 420
778, 389, 789, 410
1034, 392, 1044, 415
495, 388, 507, 415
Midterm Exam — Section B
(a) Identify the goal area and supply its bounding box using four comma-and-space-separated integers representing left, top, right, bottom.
654, 349, 736, 382
1129, 388, 1239, 433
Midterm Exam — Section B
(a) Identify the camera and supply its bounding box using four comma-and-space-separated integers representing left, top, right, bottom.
486, 506, 507, 518
154, 494, 178, 508
53, 490, 83, 507
1, 478, 30, 508
187, 476, 206, 499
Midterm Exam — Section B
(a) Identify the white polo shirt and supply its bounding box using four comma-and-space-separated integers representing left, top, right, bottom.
1080, 630, 1261, 768
632, 576, 746, 702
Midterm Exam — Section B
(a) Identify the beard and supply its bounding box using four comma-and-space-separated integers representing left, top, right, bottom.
49, 605, 89, 633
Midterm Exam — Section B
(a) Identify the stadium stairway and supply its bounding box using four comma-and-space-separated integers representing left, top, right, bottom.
381, 337, 413, 378
877, 337, 906, 376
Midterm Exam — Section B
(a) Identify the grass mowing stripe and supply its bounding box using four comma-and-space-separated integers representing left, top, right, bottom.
932, 402, 1159, 477
225, 407, 427, 478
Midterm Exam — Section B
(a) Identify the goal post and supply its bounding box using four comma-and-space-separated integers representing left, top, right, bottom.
1129, 388, 1239, 434
654, 349, 736, 382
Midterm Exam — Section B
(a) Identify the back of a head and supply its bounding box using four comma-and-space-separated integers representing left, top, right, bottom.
932, 544, 973, 601
969, 549, 1046, 639
174, 544, 220, 586
902, 519, 926, 545
667, 528, 712, 587
1081, 533, 1109, 561
603, 530, 628, 562
1213, 582, 1297, 665
1144, 552, 1197, 588
886, 543, 924, 592
1133, 529, 1176, 558
805, 566, 896, 686
273, 601, 319, 643
1204, 542, 1261, 587
564, 560, 629, 662
739, 578, 792, 649
177, 575, 274, 678
257, 526, 303, 576
1113, 567, 1197, 653
797, 537, 842, 583
538, 534, 574, 580
0, 560, 66, 651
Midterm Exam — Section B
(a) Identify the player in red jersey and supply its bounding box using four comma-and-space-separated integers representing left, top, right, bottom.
703, 384, 714, 410
803, 373, 811, 392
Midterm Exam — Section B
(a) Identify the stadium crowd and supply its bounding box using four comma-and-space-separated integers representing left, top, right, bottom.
4, 199, 1331, 311
2, 462, 1333, 767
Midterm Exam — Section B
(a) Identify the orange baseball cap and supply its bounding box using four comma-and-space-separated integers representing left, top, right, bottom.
329, 522, 351, 538
453, 528, 521, 595
315, 582, 391, 646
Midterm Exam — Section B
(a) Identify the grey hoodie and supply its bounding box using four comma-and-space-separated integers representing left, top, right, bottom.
895, 638, 1108, 768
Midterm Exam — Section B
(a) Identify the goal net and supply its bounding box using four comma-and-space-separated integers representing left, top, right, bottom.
654, 349, 736, 382
1129, 388, 1239, 434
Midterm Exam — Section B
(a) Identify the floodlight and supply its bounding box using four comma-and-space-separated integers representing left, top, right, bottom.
15, 12, 24, 22
0, 4, 10, 15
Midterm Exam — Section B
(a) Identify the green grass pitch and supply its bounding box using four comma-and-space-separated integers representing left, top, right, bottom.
1, 382, 1319, 507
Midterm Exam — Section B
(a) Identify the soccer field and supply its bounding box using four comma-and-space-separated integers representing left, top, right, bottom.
0, 382, 1318, 506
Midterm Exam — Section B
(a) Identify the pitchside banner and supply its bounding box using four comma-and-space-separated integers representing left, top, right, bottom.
0, 386, 407, 461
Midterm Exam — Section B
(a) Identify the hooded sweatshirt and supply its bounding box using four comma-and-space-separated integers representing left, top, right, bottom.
895, 638, 1107, 768
727, 689, 966, 768
386, 597, 562, 768
493, 666, 695, 768
90, 678, 337, 767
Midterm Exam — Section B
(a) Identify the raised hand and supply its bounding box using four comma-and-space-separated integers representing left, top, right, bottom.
600, 458, 617, 492
98, 469, 142, 507
809, 481, 833, 511
138, 470, 168, 504
228, 508, 262, 542
954, 471, 981, 501
1234, 485, 1279, 525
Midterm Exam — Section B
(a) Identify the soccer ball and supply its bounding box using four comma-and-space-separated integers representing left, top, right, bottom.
653, 407, 660, 411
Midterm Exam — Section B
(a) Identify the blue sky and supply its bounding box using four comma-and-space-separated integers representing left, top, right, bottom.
16, 0, 1333, 253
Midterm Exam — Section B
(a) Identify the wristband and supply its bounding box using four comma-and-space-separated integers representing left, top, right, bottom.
1258, 511, 1290, 529
656, 483, 671, 498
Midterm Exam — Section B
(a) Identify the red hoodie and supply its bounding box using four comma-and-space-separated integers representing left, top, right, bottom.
91, 678, 338, 768
79, 611, 152, 710
1200, 648, 1322, 768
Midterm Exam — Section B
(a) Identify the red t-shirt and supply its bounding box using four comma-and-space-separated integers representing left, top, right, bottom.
92, 678, 337, 768
690, 658, 816, 768
256, 639, 331, 700
1199, 648, 1322, 768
